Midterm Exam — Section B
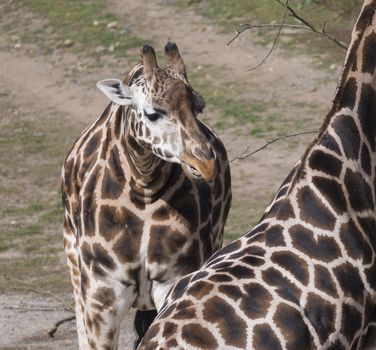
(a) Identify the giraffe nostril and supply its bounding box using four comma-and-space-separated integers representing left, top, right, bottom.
188, 165, 201, 177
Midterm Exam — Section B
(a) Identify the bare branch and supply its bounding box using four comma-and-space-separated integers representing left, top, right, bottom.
2, 276, 76, 338
48, 316, 76, 338
3, 276, 74, 312
227, 23, 313, 46
323, 20, 328, 33
275, 0, 314, 30
4, 305, 66, 312
275, 0, 348, 49
227, 0, 348, 56
231, 130, 318, 163
246, 0, 291, 71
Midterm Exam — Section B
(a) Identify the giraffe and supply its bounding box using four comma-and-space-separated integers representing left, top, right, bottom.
61, 42, 231, 350
138, 2, 376, 349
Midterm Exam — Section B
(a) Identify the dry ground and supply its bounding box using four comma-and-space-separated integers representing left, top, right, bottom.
1, 0, 372, 349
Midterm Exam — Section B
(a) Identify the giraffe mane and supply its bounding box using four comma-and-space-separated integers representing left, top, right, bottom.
123, 61, 144, 86
289, 1, 376, 193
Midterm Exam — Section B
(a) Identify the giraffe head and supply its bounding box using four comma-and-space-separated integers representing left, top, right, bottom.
97, 42, 217, 182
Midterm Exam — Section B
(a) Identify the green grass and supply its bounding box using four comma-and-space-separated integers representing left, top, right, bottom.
1, 0, 144, 59
176, 0, 362, 34
181, 0, 362, 28
174, 0, 282, 28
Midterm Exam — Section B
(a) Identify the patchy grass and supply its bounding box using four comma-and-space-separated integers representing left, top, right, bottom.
189, 66, 314, 137
178, 0, 362, 29
1, 1, 319, 136
0, 1, 317, 142
224, 198, 260, 242
0, 95, 72, 294
189, 67, 272, 135
224, 185, 277, 242
0, 1, 147, 295
1, 0, 144, 59
174, 0, 362, 65
1, 254, 70, 294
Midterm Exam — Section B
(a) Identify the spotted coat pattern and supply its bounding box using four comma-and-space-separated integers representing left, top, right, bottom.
138, 2, 376, 349
61, 43, 231, 350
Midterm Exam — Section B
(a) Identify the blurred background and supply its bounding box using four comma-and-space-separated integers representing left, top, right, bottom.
0, 0, 363, 348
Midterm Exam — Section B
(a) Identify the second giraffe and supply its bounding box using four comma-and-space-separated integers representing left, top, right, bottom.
61, 43, 231, 350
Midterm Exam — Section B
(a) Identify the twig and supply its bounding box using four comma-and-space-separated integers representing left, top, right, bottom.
4, 305, 65, 312
231, 130, 318, 163
3, 276, 74, 312
275, 0, 348, 49
231, 23, 311, 38
227, 23, 311, 46
246, 0, 291, 71
227, 1, 348, 55
48, 315, 76, 338
276, 0, 314, 30
3, 276, 77, 337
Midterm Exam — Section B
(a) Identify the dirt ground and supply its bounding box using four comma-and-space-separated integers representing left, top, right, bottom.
1, 0, 374, 349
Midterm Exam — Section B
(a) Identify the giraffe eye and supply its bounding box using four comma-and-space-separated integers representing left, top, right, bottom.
144, 110, 161, 122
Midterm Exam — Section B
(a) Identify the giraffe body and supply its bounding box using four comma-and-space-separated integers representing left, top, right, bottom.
61, 43, 231, 350
138, 2, 376, 349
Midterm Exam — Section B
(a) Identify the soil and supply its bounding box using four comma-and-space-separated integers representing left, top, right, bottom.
0, 294, 134, 349
1, 1, 373, 349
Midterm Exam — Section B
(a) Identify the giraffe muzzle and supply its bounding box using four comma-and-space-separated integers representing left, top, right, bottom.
181, 155, 217, 182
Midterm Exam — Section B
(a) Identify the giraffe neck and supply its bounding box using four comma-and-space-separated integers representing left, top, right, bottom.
322, 0, 376, 147
120, 106, 173, 199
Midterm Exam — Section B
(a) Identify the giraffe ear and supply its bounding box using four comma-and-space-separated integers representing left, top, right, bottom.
96, 79, 133, 105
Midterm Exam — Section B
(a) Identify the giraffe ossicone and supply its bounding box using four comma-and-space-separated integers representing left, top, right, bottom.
61, 42, 231, 350
138, 1, 376, 349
